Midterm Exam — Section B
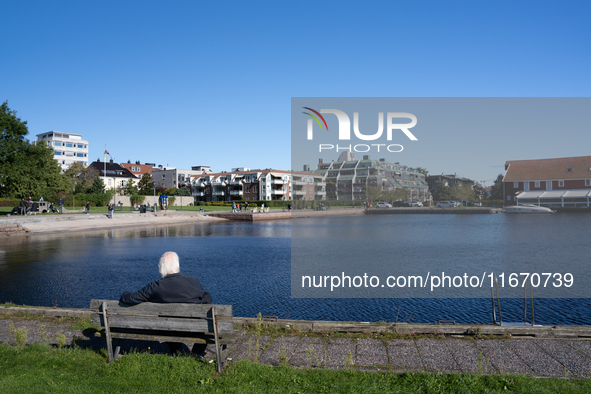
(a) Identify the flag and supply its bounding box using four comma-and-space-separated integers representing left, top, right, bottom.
104, 149, 111, 157
104, 149, 112, 163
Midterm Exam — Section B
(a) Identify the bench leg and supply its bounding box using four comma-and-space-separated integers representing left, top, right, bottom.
211, 308, 224, 373
102, 301, 115, 362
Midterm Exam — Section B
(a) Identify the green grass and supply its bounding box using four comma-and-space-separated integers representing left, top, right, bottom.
0, 344, 589, 393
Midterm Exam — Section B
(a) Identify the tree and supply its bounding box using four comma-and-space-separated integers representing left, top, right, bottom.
0, 102, 65, 198
88, 175, 106, 195
409, 167, 429, 176
490, 174, 504, 200
63, 162, 99, 193
365, 186, 383, 203
137, 173, 155, 195
124, 178, 138, 195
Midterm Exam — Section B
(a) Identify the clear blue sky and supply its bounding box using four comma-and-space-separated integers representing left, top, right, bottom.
2, 1, 590, 185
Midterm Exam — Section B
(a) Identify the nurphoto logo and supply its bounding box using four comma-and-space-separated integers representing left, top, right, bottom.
302, 107, 418, 153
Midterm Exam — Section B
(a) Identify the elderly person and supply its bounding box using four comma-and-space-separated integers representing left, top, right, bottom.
120, 251, 211, 357
120, 251, 211, 305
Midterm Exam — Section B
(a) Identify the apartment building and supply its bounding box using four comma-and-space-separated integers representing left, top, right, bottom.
36, 131, 89, 170
311, 152, 429, 201
153, 166, 213, 190
190, 168, 325, 202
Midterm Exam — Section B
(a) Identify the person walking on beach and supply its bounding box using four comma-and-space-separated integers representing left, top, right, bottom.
119, 251, 211, 356
57, 198, 64, 213
86, 202, 91, 214
245, 201, 249, 211
31, 201, 38, 215
232, 201, 236, 213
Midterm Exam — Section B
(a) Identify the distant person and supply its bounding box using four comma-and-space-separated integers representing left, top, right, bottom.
199, 207, 204, 212
86, 202, 91, 214
245, 201, 249, 211
57, 198, 64, 214
20, 198, 27, 215
31, 201, 38, 215
287, 203, 291, 211
27, 197, 32, 203
232, 201, 236, 213
39, 197, 44, 202
119, 251, 211, 356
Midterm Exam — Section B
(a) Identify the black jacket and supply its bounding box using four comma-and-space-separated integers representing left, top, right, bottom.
120, 273, 212, 305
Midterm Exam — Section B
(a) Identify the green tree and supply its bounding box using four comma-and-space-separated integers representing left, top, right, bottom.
137, 173, 155, 195
0, 102, 65, 198
63, 162, 98, 193
88, 175, 106, 194
432, 183, 453, 201
490, 174, 504, 200
124, 178, 138, 195
410, 167, 429, 176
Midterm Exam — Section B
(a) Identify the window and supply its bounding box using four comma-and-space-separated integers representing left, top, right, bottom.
162, 175, 166, 180
546, 181, 552, 190
507, 196, 511, 201
567, 168, 572, 172
76, 153, 84, 157
586, 179, 591, 186
513, 182, 518, 188
54, 141, 62, 147
65, 142, 73, 148
77, 144, 84, 148
535, 181, 540, 187
558, 180, 564, 187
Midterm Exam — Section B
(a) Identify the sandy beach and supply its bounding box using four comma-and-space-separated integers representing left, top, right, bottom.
0, 211, 227, 237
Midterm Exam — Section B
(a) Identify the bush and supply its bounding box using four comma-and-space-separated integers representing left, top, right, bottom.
130, 195, 145, 205
0, 197, 19, 207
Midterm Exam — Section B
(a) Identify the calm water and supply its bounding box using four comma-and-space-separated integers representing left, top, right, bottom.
0, 214, 590, 324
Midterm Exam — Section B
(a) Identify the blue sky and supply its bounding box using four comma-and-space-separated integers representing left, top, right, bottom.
2, 1, 590, 185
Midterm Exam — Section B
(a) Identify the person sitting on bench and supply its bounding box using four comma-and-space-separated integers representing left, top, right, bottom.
120, 251, 212, 356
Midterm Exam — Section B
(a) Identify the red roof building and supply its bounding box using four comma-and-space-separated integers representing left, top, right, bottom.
503, 156, 591, 208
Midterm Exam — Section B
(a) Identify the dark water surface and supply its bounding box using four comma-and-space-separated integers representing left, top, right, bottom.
0, 215, 589, 324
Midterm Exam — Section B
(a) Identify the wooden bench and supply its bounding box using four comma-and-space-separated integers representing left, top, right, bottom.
90, 299, 234, 373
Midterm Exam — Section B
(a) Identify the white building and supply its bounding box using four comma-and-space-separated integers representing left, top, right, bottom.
36, 131, 89, 170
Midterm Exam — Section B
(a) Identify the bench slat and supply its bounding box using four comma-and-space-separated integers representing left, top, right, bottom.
90, 299, 232, 318
92, 314, 234, 334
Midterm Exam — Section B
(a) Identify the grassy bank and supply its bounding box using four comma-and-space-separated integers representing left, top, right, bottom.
1, 344, 590, 393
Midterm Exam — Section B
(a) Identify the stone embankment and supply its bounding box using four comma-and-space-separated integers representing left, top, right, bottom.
367, 207, 503, 215
3, 305, 591, 377
0, 223, 31, 237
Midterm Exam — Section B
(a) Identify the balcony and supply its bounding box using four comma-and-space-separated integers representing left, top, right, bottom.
192, 191, 204, 197
315, 190, 326, 195
228, 180, 242, 185
270, 179, 284, 185
293, 190, 306, 195
230, 190, 243, 196
212, 182, 226, 186
212, 190, 225, 196
292, 180, 307, 186
272, 189, 285, 195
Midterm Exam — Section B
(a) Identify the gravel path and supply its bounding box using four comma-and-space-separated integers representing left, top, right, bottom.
3, 317, 591, 378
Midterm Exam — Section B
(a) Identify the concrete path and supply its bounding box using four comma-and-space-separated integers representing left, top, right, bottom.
2, 318, 591, 378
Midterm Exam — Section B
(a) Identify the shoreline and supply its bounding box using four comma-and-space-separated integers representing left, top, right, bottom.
0, 208, 367, 237
1, 304, 590, 339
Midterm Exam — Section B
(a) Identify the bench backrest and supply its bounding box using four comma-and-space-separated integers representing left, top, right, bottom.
90, 299, 234, 334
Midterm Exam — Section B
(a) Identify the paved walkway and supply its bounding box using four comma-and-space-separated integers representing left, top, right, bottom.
2, 318, 591, 378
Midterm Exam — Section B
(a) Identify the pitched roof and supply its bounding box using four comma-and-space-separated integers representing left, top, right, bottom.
120, 163, 154, 177
88, 161, 136, 178
504, 156, 591, 182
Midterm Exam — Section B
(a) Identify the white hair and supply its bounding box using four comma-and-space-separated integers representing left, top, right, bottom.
158, 251, 180, 278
